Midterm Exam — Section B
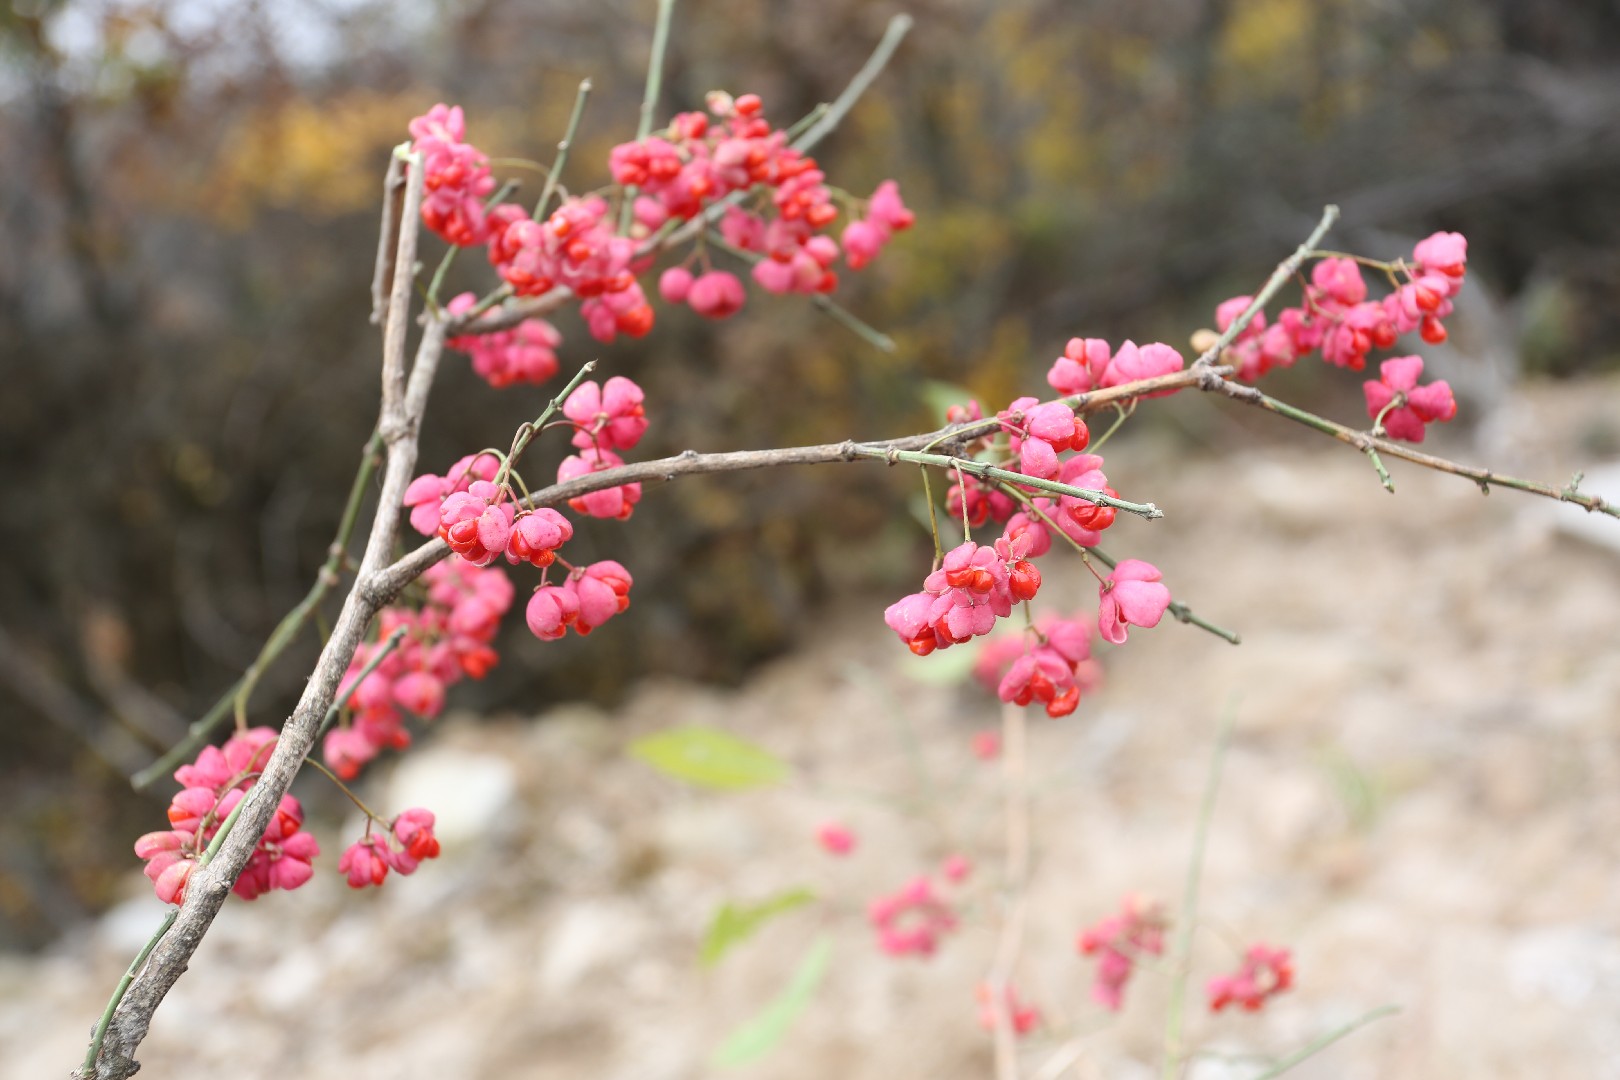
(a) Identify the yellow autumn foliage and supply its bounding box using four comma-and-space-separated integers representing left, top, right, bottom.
205, 91, 428, 227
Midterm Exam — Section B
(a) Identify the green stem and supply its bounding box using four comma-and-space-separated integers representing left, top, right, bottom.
1370, 393, 1404, 436
461, 283, 515, 326
620, 0, 676, 233
1193, 206, 1340, 368
1086, 545, 1241, 645
536, 78, 592, 220
231, 428, 385, 732
84, 772, 256, 1073
791, 14, 913, 153
1361, 395, 1402, 493
509, 468, 534, 504
135, 429, 384, 791
306, 758, 387, 823
1363, 445, 1394, 493
316, 625, 408, 739
783, 102, 829, 142
1207, 380, 1620, 519
1165, 603, 1241, 645
499, 360, 599, 494
230, 584, 324, 731
80, 910, 178, 1077
1245, 1005, 1401, 1080
426, 243, 459, 315
428, 179, 520, 309
1161, 703, 1237, 1080
954, 463, 972, 540
707, 230, 895, 353
130, 678, 244, 791
633, 13, 913, 260
919, 468, 944, 563
1089, 403, 1133, 453
1302, 250, 1397, 273
200, 786, 250, 866
848, 445, 1162, 519
487, 157, 553, 174
810, 294, 896, 353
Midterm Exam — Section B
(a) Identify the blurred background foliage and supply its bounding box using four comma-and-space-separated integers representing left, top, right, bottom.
2, 0, 1619, 948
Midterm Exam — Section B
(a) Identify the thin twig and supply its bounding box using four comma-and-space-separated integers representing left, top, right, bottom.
466, 12, 912, 336
1030, 1036, 1096, 1080
1161, 703, 1237, 1079
231, 430, 384, 729
707, 229, 896, 352
381, 148, 426, 433
1205, 379, 1620, 518
1173, 205, 1615, 518
986, 703, 1031, 1080
537, 78, 592, 220
1191, 206, 1339, 370
848, 446, 1162, 519
0, 621, 152, 775
792, 14, 913, 154
620, 0, 676, 232
79, 911, 176, 1078
1362, 444, 1394, 493
783, 102, 829, 142
369, 148, 407, 326
316, 625, 407, 739
79, 170, 450, 1075
135, 429, 384, 790
457, 13, 912, 339
497, 361, 599, 491
128, 677, 244, 791
1246, 1005, 1401, 1080
808, 295, 896, 352
81, 781, 250, 1076
636, 13, 916, 262
1084, 547, 1241, 645
371, 370, 1239, 600
933, 368, 1227, 447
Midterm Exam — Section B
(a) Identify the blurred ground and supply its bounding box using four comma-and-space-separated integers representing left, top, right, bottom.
5, 376, 1619, 1079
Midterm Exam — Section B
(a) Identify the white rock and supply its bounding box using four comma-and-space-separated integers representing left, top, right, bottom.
96, 894, 177, 954
537, 900, 646, 992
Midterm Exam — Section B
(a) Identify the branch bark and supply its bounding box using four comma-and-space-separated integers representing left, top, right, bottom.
370, 369, 1214, 601
380, 150, 426, 434
1202, 377, 1619, 517
369, 150, 406, 327
79, 175, 443, 1080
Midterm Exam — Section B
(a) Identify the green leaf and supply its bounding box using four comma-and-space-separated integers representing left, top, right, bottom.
702, 888, 817, 968
629, 725, 789, 790
711, 935, 832, 1068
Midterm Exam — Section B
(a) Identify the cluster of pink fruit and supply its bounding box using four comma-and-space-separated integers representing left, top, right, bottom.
885, 342, 1185, 717
408, 95, 910, 388
322, 557, 515, 781
818, 817, 1292, 1033
1213, 232, 1468, 442
135, 727, 441, 903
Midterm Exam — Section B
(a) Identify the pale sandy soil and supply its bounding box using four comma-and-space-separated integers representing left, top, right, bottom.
6, 378, 1620, 1080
